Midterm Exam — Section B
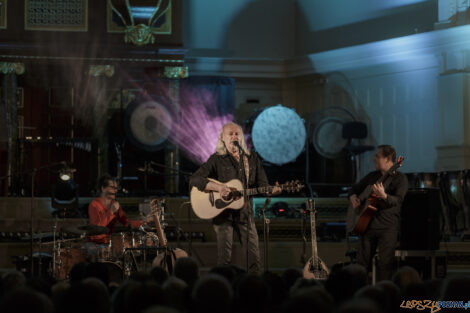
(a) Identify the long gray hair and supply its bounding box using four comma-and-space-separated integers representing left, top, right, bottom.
215, 122, 251, 155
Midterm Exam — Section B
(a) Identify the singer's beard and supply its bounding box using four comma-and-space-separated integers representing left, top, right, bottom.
224, 141, 238, 154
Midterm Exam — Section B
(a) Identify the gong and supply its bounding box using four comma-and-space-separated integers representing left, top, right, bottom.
124, 99, 173, 151
251, 105, 306, 165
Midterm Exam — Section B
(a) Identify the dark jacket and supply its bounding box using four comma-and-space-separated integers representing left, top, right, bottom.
349, 170, 408, 230
190, 152, 269, 224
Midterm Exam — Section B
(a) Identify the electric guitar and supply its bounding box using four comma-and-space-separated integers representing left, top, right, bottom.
190, 178, 304, 219
346, 156, 404, 235
303, 198, 329, 279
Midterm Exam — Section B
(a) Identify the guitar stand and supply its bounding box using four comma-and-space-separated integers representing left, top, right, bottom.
167, 208, 205, 266
299, 208, 308, 264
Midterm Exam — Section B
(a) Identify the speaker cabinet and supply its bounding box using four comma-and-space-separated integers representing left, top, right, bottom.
400, 188, 441, 250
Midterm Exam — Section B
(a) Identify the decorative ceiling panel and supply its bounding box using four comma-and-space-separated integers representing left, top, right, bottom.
25, 0, 88, 31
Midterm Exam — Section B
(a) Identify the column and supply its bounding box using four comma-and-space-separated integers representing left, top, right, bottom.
88, 65, 115, 179
164, 66, 188, 194
435, 50, 470, 170
0, 62, 25, 195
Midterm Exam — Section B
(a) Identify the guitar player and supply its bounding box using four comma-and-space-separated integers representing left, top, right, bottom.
348, 145, 408, 281
189, 122, 281, 273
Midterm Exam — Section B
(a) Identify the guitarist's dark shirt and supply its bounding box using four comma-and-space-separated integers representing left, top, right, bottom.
190, 152, 270, 225
349, 170, 408, 230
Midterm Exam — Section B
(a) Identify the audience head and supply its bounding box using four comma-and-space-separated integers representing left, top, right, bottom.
234, 274, 271, 313
192, 274, 232, 313
391, 266, 422, 291
338, 298, 380, 313
325, 264, 368, 304
0, 287, 53, 313
355, 286, 389, 313
208, 264, 237, 283
1, 270, 26, 292
56, 277, 110, 313
440, 276, 470, 300
173, 257, 199, 287
150, 266, 169, 285
281, 268, 302, 291
162, 276, 188, 312
282, 286, 333, 313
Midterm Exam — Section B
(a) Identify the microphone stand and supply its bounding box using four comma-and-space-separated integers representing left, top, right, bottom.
233, 143, 251, 272
262, 197, 271, 272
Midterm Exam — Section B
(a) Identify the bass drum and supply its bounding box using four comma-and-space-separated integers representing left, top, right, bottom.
151, 248, 188, 273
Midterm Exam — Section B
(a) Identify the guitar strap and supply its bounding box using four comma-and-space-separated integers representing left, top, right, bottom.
242, 155, 250, 186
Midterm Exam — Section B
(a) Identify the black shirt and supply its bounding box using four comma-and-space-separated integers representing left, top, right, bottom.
349, 170, 408, 230
190, 152, 269, 224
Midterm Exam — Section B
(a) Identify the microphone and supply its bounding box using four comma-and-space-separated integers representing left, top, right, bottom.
261, 197, 271, 213
232, 141, 243, 152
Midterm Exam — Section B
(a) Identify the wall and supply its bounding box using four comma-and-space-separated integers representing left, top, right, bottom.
185, 0, 470, 174
295, 0, 438, 54
183, 0, 296, 59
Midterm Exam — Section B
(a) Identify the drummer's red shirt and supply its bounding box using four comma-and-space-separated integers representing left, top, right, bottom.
88, 197, 143, 244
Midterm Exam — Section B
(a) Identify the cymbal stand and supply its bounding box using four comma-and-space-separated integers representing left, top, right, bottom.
55, 231, 63, 279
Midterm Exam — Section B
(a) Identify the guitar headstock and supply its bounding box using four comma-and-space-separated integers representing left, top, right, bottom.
149, 198, 165, 214
307, 198, 315, 213
397, 156, 404, 166
283, 180, 304, 193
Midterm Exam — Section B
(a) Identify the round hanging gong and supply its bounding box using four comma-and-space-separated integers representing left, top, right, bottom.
124, 99, 173, 151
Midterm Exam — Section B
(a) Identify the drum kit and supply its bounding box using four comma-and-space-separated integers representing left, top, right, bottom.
21, 199, 179, 281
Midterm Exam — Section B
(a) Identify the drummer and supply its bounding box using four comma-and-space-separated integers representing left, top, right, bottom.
88, 174, 153, 244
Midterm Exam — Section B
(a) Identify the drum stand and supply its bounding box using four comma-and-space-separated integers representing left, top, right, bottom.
123, 249, 138, 278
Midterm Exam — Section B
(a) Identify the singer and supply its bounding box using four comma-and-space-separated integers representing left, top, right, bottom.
190, 122, 281, 273
88, 174, 153, 244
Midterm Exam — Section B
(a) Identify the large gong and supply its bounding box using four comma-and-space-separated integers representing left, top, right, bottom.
251, 105, 306, 165
124, 99, 173, 151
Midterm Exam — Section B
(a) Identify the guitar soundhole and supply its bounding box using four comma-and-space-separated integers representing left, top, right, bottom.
222, 194, 233, 201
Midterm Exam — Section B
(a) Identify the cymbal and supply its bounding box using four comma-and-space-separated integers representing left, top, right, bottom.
32, 232, 55, 240
113, 226, 145, 233
62, 225, 109, 236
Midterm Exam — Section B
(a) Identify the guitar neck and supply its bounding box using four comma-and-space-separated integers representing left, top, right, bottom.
151, 201, 167, 247
359, 161, 402, 199
243, 183, 286, 196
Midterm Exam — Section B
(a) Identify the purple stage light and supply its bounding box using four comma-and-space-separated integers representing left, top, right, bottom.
168, 87, 233, 164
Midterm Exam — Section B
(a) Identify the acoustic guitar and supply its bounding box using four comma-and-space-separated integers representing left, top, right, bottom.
303, 198, 329, 280
346, 156, 404, 235
190, 178, 304, 219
